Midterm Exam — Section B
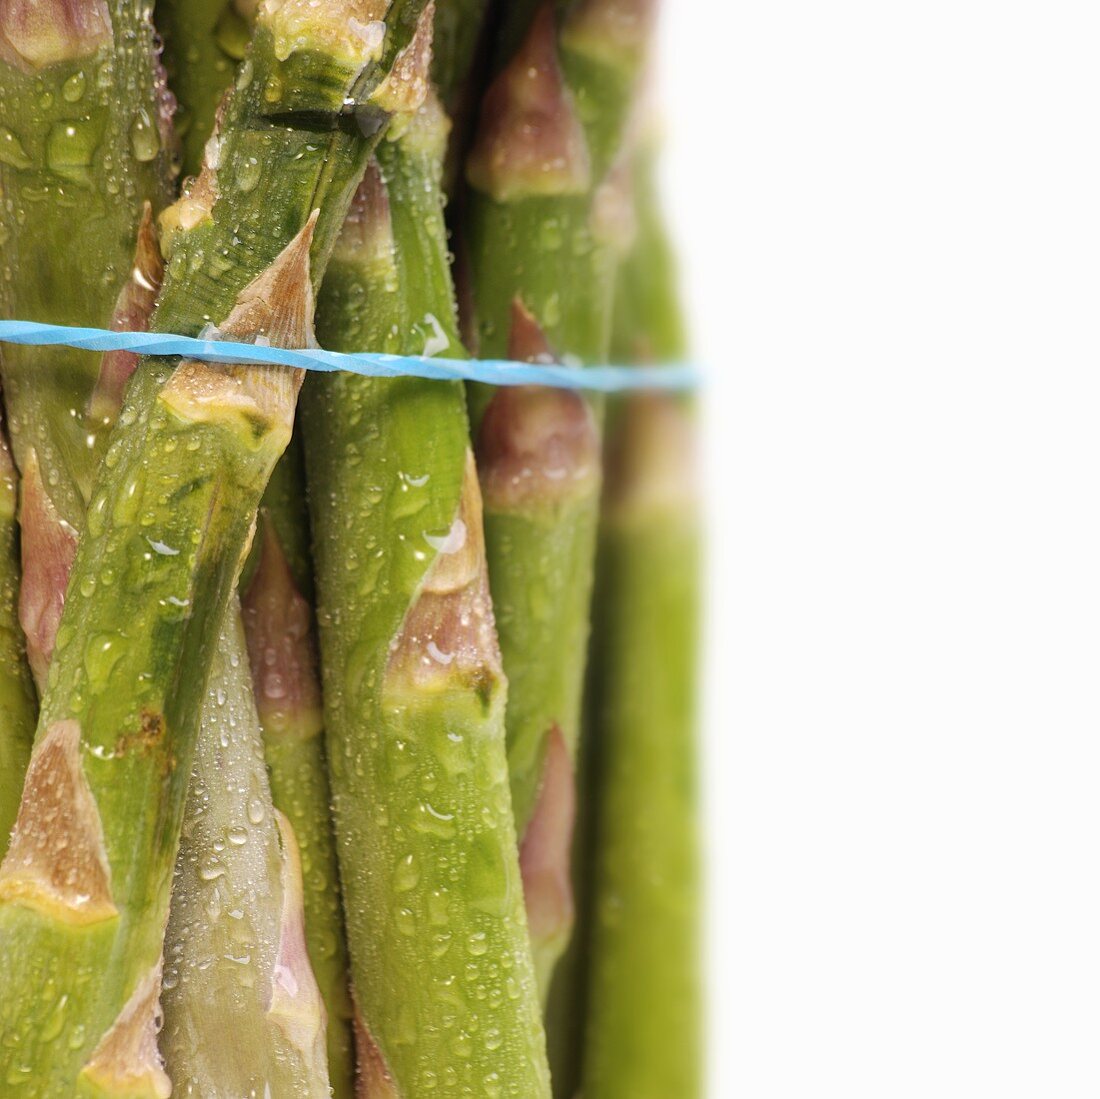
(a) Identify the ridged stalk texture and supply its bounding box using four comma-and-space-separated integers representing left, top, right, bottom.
157, 6, 358, 1090
302, 96, 551, 1098
462, 0, 660, 992
0, 421, 35, 858
582, 143, 702, 1099
0, 2, 431, 1091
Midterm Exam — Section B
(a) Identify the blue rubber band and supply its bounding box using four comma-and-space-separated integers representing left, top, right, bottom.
0, 321, 699, 393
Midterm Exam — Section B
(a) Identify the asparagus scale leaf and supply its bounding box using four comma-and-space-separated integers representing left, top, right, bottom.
0, 0, 432, 1091
0, 419, 35, 859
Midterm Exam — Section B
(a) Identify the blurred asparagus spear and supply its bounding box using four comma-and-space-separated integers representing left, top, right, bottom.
582, 132, 702, 1099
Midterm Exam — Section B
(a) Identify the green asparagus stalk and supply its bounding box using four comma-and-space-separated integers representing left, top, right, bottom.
0, 0, 175, 811
462, 0, 658, 992
301, 92, 551, 1097
582, 139, 702, 1099
157, 6, 359, 1090
0, 417, 36, 858
0, 2, 431, 1089
156, 0, 252, 178
431, 0, 489, 111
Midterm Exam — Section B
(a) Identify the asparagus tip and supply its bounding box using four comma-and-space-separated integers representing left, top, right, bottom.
0, 0, 111, 71
466, 3, 591, 202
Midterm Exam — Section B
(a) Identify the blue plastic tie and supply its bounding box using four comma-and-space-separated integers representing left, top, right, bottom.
0, 321, 699, 393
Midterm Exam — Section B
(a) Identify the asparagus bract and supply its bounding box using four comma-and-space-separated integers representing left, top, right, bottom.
0, 2, 431, 1089
0, 420, 35, 857
463, 0, 658, 992
582, 142, 702, 1099
302, 95, 551, 1098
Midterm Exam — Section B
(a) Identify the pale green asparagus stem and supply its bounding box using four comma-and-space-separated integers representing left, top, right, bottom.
302, 94, 551, 1097
463, 0, 660, 992
1, 1, 333, 1090
0, 2, 431, 1090
161, 602, 329, 1098
582, 141, 701, 1099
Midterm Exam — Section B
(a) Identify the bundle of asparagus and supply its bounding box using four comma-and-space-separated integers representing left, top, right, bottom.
0, 0, 700, 1095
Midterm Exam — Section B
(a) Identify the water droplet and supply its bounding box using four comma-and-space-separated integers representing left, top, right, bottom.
394, 853, 419, 893
129, 109, 160, 163
237, 156, 261, 193
45, 120, 100, 183
0, 127, 32, 170
62, 72, 87, 102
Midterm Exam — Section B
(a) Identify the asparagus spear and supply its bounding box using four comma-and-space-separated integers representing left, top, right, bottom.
0, 2, 431, 1089
157, 7, 359, 1090
462, 0, 658, 992
301, 92, 551, 1098
582, 138, 702, 1099
0, 0, 175, 859
0, 417, 36, 858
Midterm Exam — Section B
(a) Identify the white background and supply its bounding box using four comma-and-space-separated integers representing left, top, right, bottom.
662, 2, 1100, 1095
